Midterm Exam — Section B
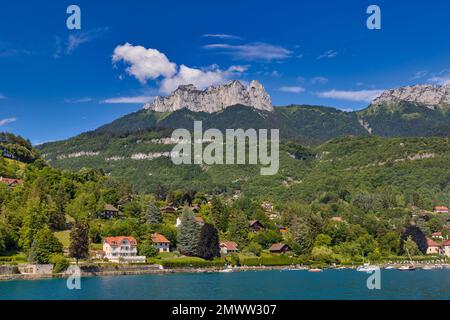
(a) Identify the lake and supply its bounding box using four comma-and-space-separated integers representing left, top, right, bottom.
0, 269, 449, 300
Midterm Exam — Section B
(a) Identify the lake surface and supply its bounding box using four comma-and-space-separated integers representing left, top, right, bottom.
0, 269, 449, 300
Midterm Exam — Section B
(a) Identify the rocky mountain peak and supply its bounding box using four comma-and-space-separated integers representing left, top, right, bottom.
372, 83, 450, 108
144, 80, 273, 113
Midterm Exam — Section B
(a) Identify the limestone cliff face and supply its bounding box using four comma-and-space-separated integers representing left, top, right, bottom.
373, 83, 450, 108
143, 80, 273, 113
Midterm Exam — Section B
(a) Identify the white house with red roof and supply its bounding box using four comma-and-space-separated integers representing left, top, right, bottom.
220, 241, 238, 254
433, 206, 449, 213
442, 240, 450, 257
151, 233, 171, 253
103, 236, 146, 263
426, 238, 441, 255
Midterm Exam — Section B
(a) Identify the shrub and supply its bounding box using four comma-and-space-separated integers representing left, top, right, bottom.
50, 254, 70, 273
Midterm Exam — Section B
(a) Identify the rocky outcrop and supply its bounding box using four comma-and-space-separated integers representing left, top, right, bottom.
143, 80, 273, 113
373, 83, 450, 107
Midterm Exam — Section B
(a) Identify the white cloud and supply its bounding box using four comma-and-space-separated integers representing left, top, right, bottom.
428, 75, 450, 85
279, 86, 305, 94
113, 43, 177, 84
0, 94, 5, 99
412, 70, 428, 80
317, 89, 384, 102
112, 43, 247, 94
66, 27, 109, 54
317, 49, 338, 60
203, 42, 292, 61
0, 118, 16, 126
64, 97, 93, 103
101, 96, 155, 104
202, 34, 242, 40
311, 76, 329, 84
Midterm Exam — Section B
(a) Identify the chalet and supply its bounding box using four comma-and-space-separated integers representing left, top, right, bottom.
442, 240, 450, 257
160, 206, 177, 214
102, 236, 145, 263
151, 233, 170, 253
433, 206, 449, 213
101, 204, 120, 219
249, 220, 264, 232
426, 238, 441, 255
220, 241, 239, 254
269, 243, 291, 254
0, 177, 23, 186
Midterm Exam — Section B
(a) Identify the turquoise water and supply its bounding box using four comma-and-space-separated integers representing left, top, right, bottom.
0, 269, 449, 300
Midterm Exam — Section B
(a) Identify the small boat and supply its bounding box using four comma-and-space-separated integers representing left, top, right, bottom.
308, 268, 323, 272
421, 266, 434, 270
356, 263, 378, 272
398, 265, 415, 271
385, 265, 395, 270
219, 266, 233, 273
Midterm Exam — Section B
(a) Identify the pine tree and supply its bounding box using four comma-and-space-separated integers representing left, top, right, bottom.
210, 196, 229, 232
28, 227, 63, 264
176, 207, 199, 256
197, 223, 220, 260
69, 222, 90, 263
146, 201, 162, 224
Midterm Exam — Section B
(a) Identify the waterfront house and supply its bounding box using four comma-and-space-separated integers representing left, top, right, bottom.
433, 206, 449, 213
442, 240, 450, 257
249, 220, 265, 232
103, 236, 146, 263
18, 264, 53, 275
101, 204, 120, 219
269, 243, 291, 254
426, 238, 441, 255
220, 241, 239, 254
151, 233, 171, 253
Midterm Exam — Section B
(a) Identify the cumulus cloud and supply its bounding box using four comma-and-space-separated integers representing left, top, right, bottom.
317, 49, 338, 60
203, 42, 292, 61
278, 86, 305, 93
112, 43, 247, 94
113, 43, 177, 84
0, 117, 16, 126
317, 89, 384, 102
102, 96, 155, 104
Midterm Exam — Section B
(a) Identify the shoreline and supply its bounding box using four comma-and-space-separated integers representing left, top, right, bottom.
1, 263, 449, 282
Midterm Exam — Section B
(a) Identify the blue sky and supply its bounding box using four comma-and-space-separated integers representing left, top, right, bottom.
1, 0, 450, 144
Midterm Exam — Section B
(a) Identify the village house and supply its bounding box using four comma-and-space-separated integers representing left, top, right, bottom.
442, 240, 450, 257
269, 243, 291, 254
160, 206, 177, 214
175, 216, 205, 228
151, 233, 171, 253
431, 232, 444, 240
249, 220, 265, 232
101, 204, 120, 219
331, 216, 344, 222
278, 226, 288, 234
433, 206, 449, 213
220, 241, 239, 254
0, 176, 23, 186
261, 201, 274, 211
18, 264, 53, 275
426, 238, 441, 255
102, 236, 146, 263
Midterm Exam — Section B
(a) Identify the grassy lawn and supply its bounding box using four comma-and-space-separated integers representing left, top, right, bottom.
54, 230, 71, 249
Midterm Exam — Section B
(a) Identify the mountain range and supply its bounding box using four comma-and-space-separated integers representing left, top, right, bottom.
36, 81, 450, 199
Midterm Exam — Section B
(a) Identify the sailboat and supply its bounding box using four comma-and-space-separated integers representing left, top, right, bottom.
356, 253, 377, 272
398, 248, 416, 271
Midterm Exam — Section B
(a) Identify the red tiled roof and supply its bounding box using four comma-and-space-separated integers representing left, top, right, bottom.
0, 177, 23, 185
220, 241, 238, 251
104, 236, 137, 246
194, 216, 204, 223
432, 232, 442, 236
433, 206, 449, 211
443, 239, 450, 246
427, 238, 439, 247
151, 233, 170, 244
